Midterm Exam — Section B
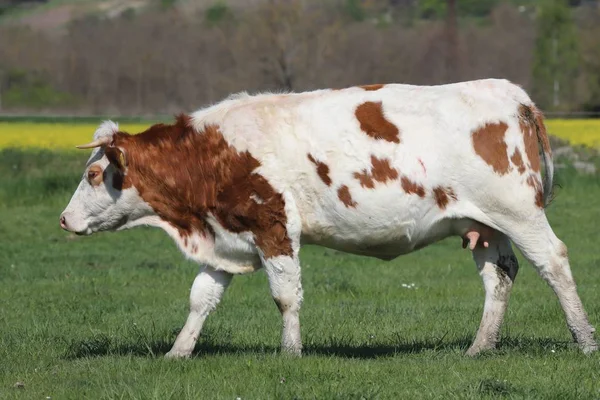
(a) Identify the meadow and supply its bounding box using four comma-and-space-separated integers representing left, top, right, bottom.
0, 120, 600, 399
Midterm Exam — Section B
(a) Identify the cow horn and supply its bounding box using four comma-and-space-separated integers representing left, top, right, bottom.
75, 136, 112, 149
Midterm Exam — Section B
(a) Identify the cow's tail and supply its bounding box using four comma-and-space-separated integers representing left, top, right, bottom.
518, 102, 554, 208
532, 105, 554, 208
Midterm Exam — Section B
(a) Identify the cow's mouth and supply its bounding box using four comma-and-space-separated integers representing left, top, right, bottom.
74, 228, 92, 236
114, 215, 129, 230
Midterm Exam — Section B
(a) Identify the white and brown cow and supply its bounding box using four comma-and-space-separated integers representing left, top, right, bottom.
60, 79, 597, 357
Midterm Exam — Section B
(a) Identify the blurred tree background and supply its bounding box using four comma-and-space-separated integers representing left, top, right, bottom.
0, 0, 598, 115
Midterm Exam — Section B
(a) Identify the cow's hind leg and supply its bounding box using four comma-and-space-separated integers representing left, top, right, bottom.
504, 216, 597, 353
467, 232, 518, 356
262, 254, 303, 356
165, 266, 232, 358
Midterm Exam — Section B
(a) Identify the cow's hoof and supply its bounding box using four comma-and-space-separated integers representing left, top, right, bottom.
580, 341, 598, 355
465, 347, 480, 357
465, 344, 494, 357
165, 350, 191, 359
281, 347, 302, 357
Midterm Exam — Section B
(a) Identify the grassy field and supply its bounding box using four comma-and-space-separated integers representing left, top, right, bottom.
1, 145, 600, 399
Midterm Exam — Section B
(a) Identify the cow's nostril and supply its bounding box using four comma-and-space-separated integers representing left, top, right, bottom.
60, 215, 67, 230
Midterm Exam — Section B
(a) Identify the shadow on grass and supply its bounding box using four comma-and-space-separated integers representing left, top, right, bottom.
64, 334, 278, 359
64, 332, 574, 360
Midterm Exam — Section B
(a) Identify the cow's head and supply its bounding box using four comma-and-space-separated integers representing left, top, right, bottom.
60, 121, 152, 235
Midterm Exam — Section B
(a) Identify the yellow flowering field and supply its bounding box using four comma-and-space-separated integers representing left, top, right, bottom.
0, 122, 152, 150
0, 119, 598, 150
545, 119, 600, 148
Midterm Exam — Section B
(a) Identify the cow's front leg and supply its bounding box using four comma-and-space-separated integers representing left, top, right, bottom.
165, 266, 232, 358
466, 232, 518, 356
262, 254, 303, 356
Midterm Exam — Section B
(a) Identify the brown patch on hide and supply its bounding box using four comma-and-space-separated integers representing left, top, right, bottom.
338, 185, 357, 208
401, 176, 426, 197
355, 101, 400, 143
353, 170, 375, 189
307, 154, 332, 186
360, 84, 385, 91
472, 122, 510, 175
107, 115, 292, 259
353, 156, 398, 188
526, 174, 544, 209
433, 186, 458, 209
511, 148, 526, 174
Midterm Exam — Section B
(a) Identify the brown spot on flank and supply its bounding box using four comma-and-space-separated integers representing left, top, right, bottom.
353, 170, 375, 189
108, 115, 292, 259
472, 122, 510, 175
353, 156, 398, 188
401, 177, 426, 197
338, 185, 357, 208
307, 154, 332, 186
371, 156, 398, 182
355, 101, 400, 143
526, 175, 544, 208
511, 148, 526, 174
360, 84, 385, 91
354, 169, 375, 189
433, 186, 458, 209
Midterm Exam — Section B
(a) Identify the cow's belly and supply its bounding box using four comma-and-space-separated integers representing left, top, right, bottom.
300, 210, 458, 261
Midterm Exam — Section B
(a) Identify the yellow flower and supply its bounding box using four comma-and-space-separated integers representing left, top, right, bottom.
545, 119, 600, 149
0, 122, 151, 150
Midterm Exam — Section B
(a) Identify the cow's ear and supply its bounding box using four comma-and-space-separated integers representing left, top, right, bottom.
106, 146, 127, 173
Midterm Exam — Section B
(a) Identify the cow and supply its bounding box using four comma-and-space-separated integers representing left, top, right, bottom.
60, 79, 597, 357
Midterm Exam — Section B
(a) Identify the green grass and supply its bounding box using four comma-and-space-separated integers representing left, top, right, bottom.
1, 149, 599, 399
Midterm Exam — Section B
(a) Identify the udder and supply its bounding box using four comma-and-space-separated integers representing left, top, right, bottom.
460, 222, 496, 251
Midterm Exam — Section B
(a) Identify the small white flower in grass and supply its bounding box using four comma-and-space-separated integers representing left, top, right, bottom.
236, 397, 242, 400
551, 349, 556, 353
401, 283, 417, 289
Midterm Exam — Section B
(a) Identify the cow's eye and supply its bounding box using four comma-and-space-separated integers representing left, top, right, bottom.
87, 167, 103, 186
